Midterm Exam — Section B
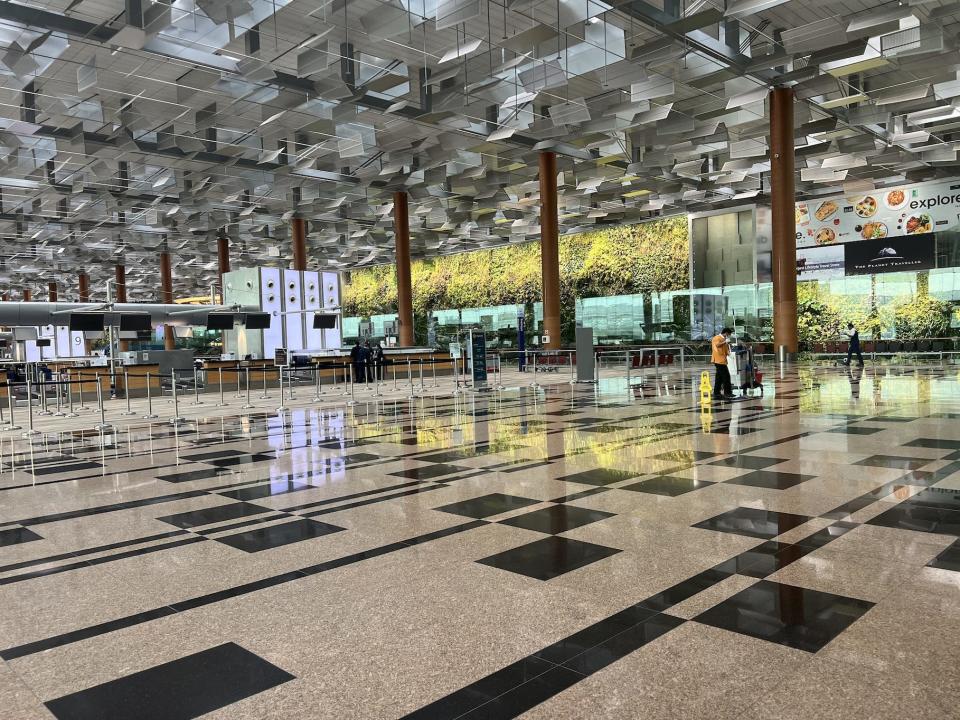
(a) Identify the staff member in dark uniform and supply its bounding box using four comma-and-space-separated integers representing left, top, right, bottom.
845, 322, 864, 367
372, 341, 385, 381
349, 339, 365, 384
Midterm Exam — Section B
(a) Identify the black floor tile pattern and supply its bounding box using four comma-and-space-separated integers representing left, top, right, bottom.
556, 467, 641, 487
928, 540, 960, 572
157, 502, 273, 529
218, 478, 315, 501
622, 476, 714, 496
694, 579, 875, 653
726, 470, 816, 490
0, 526, 43, 546
693, 506, 812, 539
710, 455, 783, 470
903, 438, 960, 450
43, 642, 294, 720
213, 518, 345, 552
498, 505, 615, 534
866, 503, 960, 537
390, 464, 472, 480
854, 455, 932, 470
476, 536, 621, 580
826, 426, 884, 435
158, 468, 231, 484
23, 461, 102, 476
435, 493, 541, 519
652, 450, 716, 462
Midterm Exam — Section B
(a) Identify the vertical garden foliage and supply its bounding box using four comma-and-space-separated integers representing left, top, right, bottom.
341, 217, 691, 337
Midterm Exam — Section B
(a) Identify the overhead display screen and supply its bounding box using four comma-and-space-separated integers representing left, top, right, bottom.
69, 313, 105, 332
206, 313, 235, 330
119, 313, 152, 331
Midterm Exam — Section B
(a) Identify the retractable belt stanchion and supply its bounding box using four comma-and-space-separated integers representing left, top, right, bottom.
217, 368, 228, 407
193, 368, 203, 405
432, 357, 438, 387
626, 351, 631, 388
39, 377, 52, 416
6, 382, 20, 431
54, 377, 65, 417
170, 370, 184, 424
144, 372, 158, 419
66, 373, 78, 418
77, 373, 87, 410
569, 351, 575, 384
277, 367, 288, 413
287, 367, 296, 401
242, 368, 254, 409
260, 367, 269, 399
95, 380, 111, 430
531, 352, 539, 388
121, 371, 136, 416
24, 377, 39, 436
313, 366, 322, 401
341, 364, 350, 397
392, 361, 398, 391
419, 359, 425, 393
347, 365, 357, 406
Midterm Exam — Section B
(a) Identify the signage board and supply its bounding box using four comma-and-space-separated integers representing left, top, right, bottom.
449, 342, 462, 359
796, 178, 960, 249
470, 331, 487, 384
844, 233, 936, 276
797, 245, 844, 280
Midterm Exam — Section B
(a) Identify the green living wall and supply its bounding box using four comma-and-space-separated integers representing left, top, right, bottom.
342, 217, 690, 342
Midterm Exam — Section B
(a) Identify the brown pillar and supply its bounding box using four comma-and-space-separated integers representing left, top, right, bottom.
78, 272, 89, 302
48, 282, 57, 302
771, 87, 798, 358
539, 151, 561, 350
115, 264, 129, 351
217, 236, 230, 296
394, 191, 414, 346
291, 219, 307, 271
159, 252, 175, 350
22, 289, 31, 301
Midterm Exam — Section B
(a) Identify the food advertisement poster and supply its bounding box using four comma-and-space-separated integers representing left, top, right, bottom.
844, 234, 936, 276
795, 178, 960, 248
797, 245, 844, 280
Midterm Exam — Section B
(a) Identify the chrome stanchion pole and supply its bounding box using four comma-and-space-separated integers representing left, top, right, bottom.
54, 377, 65, 417
242, 368, 254, 409
393, 361, 398, 391
432, 358, 437, 387
531, 352, 539, 388
569, 350, 575, 384
287, 367, 296, 401
24, 377, 39, 436
121, 371, 136, 415
341, 364, 350, 397
626, 351, 631, 389
170, 371, 184, 424
95, 381, 111, 430
6, 382, 20, 431
66, 373, 78, 418
217, 368, 228, 407
39, 377, 52, 416
418, 359, 425, 393
260, 366, 269, 399
144, 372, 158, 419
277, 367, 288, 413
192, 368, 203, 405
406, 359, 413, 389
313, 366, 322, 401
347, 365, 357, 406
78, 373, 87, 410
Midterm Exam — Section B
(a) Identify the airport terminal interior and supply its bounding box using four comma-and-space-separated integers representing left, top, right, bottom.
0, 0, 960, 717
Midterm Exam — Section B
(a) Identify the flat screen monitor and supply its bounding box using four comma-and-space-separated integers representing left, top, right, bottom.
35, 338, 51, 348
206, 313, 235, 330
119, 313, 152, 331
312, 314, 337, 329
69, 313, 104, 332
13, 327, 38, 341
243, 312, 271, 329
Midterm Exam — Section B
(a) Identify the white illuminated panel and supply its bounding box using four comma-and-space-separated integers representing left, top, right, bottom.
322, 272, 342, 348
282, 269, 305, 352
70, 331, 86, 357
55, 326, 71, 357
259, 268, 284, 358
302, 271, 324, 350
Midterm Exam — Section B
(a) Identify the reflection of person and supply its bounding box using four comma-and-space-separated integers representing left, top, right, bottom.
844, 322, 864, 367
847, 363, 863, 399
711, 327, 734, 400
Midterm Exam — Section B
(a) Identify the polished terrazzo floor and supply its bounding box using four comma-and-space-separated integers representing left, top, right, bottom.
0, 363, 958, 719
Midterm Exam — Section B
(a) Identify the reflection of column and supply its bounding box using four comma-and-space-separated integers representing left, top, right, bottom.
115, 264, 128, 351
291, 219, 307, 271
394, 191, 414, 347
770, 87, 798, 358
160, 252, 175, 350
539, 151, 561, 349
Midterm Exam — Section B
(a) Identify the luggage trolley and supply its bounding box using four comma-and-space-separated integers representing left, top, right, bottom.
727, 342, 763, 397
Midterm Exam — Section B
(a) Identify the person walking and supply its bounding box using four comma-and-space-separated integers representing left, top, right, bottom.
844, 322, 864, 367
349, 339, 365, 385
711, 327, 735, 400
372, 341, 385, 381
362, 341, 374, 383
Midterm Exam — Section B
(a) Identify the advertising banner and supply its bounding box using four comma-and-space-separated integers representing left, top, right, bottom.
843, 234, 936, 276
797, 245, 844, 280
796, 178, 960, 249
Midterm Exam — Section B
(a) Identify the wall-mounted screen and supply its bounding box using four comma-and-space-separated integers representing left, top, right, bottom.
13, 327, 38, 340
243, 312, 271, 329
206, 313, 235, 330
35, 338, 51, 347
119, 313, 152, 331
69, 313, 105, 331
313, 314, 337, 329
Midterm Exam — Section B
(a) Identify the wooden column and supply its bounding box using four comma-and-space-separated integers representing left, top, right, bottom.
160, 252, 175, 350
78, 272, 90, 354
771, 87, 798, 359
115, 264, 128, 351
217, 236, 230, 297
539, 151, 561, 350
22, 289, 31, 301
291, 219, 307, 271
48, 282, 57, 301
394, 191, 414, 346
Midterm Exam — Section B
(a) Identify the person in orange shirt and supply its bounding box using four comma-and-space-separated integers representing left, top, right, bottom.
711, 327, 734, 400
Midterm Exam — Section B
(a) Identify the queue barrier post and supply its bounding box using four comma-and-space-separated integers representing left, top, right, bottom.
242, 368, 254, 410
170, 370, 185, 424
121, 371, 137, 416
24, 377, 39, 436
277, 367, 288, 413
144, 372, 158, 419
95, 379, 111, 430
217, 368, 228, 407
6, 381, 20, 431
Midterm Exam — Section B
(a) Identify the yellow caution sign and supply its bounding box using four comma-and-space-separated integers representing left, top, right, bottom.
699, 371, 712, 406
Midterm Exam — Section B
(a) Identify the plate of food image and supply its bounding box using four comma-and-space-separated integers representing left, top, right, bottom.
796, 204, 810, 226
855, 195, 878, 218
884, 188, 907, 210
861, 222, 888, 239
816, 227, 836, 245
905, 213, 932, 234
814, 200, 838, 221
